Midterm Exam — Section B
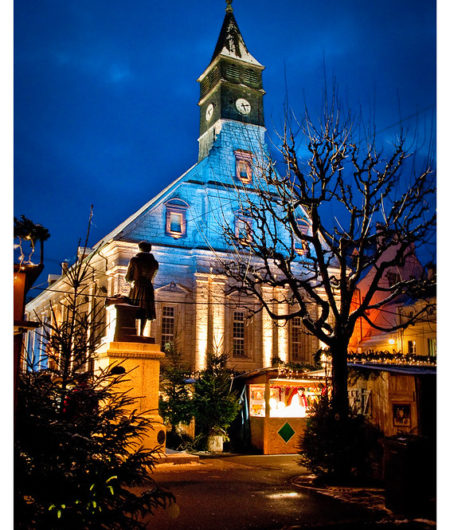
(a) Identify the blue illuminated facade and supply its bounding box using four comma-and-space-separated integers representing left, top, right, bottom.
25, 3, 318, 373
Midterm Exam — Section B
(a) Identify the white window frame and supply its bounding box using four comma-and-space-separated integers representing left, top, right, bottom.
161, 305, 176, 352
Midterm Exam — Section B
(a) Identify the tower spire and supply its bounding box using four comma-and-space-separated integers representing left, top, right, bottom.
197, 2, 265, 160
209, 2, 261, 66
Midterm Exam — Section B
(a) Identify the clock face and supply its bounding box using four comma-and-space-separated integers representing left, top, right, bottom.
236, 98, 251, 115
206, 103, 214, 121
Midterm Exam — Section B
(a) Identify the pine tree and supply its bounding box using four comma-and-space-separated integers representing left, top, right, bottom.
159, 343, 194, 445
192, 354, 240, 442
15, 213, 173, 529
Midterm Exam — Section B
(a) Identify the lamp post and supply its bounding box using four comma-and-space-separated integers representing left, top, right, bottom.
14, 216, 49, 409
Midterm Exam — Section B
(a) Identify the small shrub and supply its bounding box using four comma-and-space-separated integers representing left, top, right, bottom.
300, 398, 382, 482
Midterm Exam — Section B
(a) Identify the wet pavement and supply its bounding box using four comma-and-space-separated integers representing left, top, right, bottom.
147, 454, 403, 529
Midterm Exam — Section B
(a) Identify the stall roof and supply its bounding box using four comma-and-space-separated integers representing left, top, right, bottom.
348, 363, 436, 376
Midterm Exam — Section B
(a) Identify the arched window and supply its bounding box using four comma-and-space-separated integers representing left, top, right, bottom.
165, 198, 189, 239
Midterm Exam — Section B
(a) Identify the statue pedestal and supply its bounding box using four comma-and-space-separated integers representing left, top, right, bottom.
95, 341, 166, 452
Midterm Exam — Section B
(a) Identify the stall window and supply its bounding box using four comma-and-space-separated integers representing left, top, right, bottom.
249, 382, 324, 418
427, 338, 436, 357
161, 306, 175, 351
269, 383, 323, 418
407, 340, 416, 354
249, 385, 265, 417
232, 311, 246, 357
234, 150, 253, 184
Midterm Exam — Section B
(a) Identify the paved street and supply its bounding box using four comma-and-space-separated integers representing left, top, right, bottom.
148, 454, 387, 529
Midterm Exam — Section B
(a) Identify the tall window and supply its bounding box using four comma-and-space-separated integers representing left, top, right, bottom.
165, 198, 189, 239
161, 306, 175, 351
234, 150, 253, 184
407, 340, 416, 354
232, 311, 246, 357
26, 324, 48, 371
427, 338, 436, 357
290, 316, 302, 361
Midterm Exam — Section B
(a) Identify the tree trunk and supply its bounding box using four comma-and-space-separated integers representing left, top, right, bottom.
330, 340, 350, 418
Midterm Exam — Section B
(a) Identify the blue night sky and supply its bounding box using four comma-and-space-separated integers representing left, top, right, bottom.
14, 0, 436, 284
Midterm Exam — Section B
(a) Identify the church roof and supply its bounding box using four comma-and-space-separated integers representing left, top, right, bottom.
210, 5, 262, 67
92, 163, 198, 247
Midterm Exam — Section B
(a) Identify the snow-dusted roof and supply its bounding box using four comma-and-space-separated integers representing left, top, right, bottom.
210, 10, 262, 67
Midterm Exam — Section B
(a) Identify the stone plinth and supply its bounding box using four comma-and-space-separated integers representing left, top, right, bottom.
96, 341, 166, 452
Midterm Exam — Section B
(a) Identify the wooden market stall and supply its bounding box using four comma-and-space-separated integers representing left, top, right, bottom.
347, 362, 436, 438
235, 368, 326, 455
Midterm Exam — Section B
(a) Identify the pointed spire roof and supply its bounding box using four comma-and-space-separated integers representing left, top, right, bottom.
210, 1, 262, 67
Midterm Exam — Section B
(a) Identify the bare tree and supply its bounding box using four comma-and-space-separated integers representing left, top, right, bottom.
217, 94, 436, 417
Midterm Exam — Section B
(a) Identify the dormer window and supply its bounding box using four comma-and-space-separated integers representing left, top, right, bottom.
165, 198, 189, 239
234, 150, 253, 184
294, 218, 310, 255
235, 210, 252, 245
169, 212, 183, 234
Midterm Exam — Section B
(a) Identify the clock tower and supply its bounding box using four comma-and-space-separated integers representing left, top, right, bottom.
197, 0, 265, 160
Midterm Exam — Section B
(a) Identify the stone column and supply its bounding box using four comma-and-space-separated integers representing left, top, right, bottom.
261, 286, 274, 368
275, 287, 289, 363
95, 341, 166, 452
194, 273, 209, 371
210, 275, 227, 356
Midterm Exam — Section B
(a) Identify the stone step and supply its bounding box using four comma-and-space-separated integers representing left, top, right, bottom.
156, 450, 200, 465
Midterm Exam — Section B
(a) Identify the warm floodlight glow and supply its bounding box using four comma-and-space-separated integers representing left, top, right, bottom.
105, 305, 117, 343
270, 393, 307, 418
388, 339, 395, 345
278, 320, 288, 363
266, 491, 301, 499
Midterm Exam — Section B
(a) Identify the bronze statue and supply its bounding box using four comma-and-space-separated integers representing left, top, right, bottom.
125, 241, 158, 335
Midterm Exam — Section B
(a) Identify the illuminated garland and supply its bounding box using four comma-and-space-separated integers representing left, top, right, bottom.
346, 350, 436, 367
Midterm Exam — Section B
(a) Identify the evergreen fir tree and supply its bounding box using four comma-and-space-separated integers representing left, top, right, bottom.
159, 343, 194, 446
192, 354, 240, 441
15, 213, 173, 529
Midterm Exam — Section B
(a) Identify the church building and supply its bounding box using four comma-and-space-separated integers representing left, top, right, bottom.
25, 2, 319, 373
